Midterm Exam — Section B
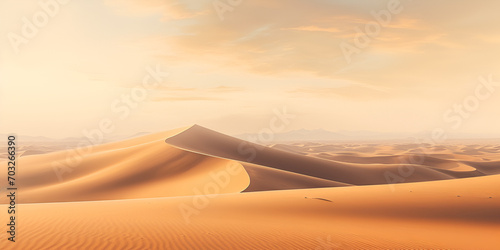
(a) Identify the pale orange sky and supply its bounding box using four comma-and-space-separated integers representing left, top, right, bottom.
1, 0, 500, 138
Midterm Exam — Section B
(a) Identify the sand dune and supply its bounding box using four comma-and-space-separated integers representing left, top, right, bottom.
4, 127, 250, 203
241, 162, 351, 192
276, 141, 500, 178
1, 125, 499, 249
464, 161, 500, 175
164, 125, 461, 186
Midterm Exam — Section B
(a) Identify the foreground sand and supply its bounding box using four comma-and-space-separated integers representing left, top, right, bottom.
1, 125, 499, 249
1, 174, 498, 249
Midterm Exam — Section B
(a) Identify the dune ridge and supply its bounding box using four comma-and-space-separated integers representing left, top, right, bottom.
165, 125, 500, 187
2, 127, 250, 204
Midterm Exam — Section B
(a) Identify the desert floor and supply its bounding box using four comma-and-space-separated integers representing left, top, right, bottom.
1, 125, 499, 249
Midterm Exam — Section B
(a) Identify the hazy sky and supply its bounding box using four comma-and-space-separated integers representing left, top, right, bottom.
1, 0, 500, 138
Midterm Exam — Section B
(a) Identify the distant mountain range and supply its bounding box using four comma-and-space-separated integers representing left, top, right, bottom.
233, 128, 499, 143
233, 128, 407, 142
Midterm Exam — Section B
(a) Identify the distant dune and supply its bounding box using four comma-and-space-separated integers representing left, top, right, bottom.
165, 125, 497, 186
0, 125, 499, 249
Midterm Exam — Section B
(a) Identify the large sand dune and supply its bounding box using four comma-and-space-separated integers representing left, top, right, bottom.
1, 125, 499, 249
5, 127, 250, 203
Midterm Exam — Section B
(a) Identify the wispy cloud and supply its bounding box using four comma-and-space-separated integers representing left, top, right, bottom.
289, 85, 391, 100
103, 0, 208, 20
153, 96, 223, 102
208, 86, 244, 93
152, 85, 242, 102
284, 25, 341, 33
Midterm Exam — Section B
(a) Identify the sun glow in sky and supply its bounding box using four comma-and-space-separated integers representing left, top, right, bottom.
1, 0, 500, 138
